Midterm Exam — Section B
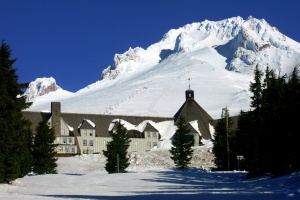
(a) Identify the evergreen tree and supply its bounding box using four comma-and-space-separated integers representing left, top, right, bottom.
32, 120, 58, 174
19, 120, 33, 177
169, 116, 194, 171
103, 122, 131, 173
235, 110, 261, 175
286, 67, 300, 172
213, 109, 236, 171
0, 41, 32, 183
250, 65, 263, 112
237, 66, 300, 177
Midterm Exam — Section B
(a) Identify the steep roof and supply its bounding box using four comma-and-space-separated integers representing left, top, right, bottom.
23, 111, 172, 137
143, 122, 159, 132
173, 90, 214, 140
79, 119, 96, 129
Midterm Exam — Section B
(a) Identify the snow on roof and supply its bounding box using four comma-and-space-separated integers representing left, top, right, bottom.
84, 119, 95, 128
108, 119, 137, 132
67, 124, 74, 132
108, 119, 176, 141
189, 120, 201, 136
78, 119, 96, 129
209, 123, 215, 140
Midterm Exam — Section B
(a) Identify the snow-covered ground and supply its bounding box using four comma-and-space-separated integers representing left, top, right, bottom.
1, 147, 299, 200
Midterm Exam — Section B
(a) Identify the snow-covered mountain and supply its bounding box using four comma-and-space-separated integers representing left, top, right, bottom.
25, 16, 300, 119
24, 77, 72, 101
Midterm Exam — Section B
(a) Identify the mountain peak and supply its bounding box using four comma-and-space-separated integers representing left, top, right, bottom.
26, 16, 300, 119
24, 77, 62, 101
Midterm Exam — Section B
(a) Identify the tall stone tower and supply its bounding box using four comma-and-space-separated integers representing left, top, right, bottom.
51, 102, 61, 136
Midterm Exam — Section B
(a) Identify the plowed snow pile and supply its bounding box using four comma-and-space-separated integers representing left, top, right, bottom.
75, 147, 215, 172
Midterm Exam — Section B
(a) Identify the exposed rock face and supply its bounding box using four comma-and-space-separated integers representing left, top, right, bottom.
101, 16, 300, 80
24, 77, 62, 101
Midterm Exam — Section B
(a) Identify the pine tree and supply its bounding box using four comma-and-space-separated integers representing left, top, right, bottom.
235, 110, 260, 175
237, 66, 300, 176
170, 116, 194, 171
250, 65, 263, 112
213, 109, 236, 171
19, 120, 33, 177
103, 122, 131, 173
32, 120, 58, 174
286, 67, 300, 172
0, 41, 32, 183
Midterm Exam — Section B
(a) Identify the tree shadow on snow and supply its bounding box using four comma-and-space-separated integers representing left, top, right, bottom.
41, 169, 300, 200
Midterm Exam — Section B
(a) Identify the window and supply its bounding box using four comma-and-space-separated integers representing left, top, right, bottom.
147, 132, 151, 138
69, 138, 73, 144
71, 147, 75, 153
63, 138, 67, 144
89, 140, 94, 146
65, 146, 69, 153
83, 139, 87, 146
82, 130, 87, 136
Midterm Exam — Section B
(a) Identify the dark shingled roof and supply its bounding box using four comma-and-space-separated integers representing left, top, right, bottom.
22, 111, 51, 133
144, 122, 159, 132
173, 99, 214, 140
23, 111, 172, 137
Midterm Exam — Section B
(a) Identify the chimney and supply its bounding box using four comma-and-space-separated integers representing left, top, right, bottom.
51, 102, 61, 136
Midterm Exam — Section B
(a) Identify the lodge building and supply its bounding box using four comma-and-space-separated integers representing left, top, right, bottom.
23, 89, 216, 156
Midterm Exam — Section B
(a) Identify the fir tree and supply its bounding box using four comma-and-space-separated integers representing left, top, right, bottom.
19, 120, 33, 177
169, 116, 194, 171
237, 66, 300, 177
212, 109, 236, 171
103, 122, 131, 173
286, 67, 300, 172
250, 65, 263, 112
32, 120, 58, 174
0, 41, 32, 183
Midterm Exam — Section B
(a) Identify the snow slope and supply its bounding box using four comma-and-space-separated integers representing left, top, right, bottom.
26, 16, 300, 119
27, 52, 252, 119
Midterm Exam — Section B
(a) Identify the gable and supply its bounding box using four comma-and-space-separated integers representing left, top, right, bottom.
144, 123, 159, 132
173, 99, 214, 140
79, 119, 96, 130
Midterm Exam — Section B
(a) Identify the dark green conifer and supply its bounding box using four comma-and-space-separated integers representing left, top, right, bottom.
32, 120, 58, 174
103, 122, 131, 173
213, 109, 236, 171
169, 116, 194, 171
0, 41, 32, 183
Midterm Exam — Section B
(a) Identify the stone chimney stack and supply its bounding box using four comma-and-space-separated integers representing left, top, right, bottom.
51, 102, 61, 136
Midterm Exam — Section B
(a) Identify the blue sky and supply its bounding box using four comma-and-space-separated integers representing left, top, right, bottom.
1, 0, 299, 92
